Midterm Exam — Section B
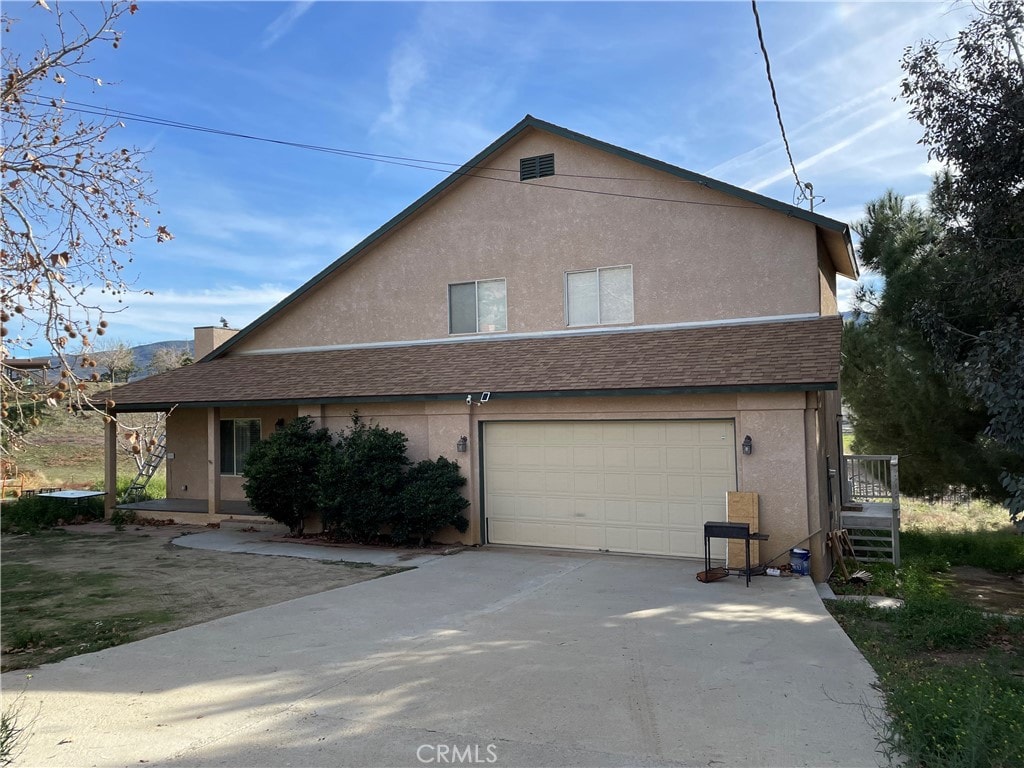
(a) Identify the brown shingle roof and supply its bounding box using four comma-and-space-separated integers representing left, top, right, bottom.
107, 317, 841, 411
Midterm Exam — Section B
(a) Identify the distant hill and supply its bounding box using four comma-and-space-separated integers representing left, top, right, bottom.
129, 340, 194, 379
34, 339, 195, 383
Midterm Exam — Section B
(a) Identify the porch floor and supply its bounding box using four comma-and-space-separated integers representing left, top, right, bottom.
116, 498, 257, 516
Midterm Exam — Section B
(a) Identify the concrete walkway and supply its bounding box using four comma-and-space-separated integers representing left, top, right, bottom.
175, 527, 451, 567
3, 546, 885, 767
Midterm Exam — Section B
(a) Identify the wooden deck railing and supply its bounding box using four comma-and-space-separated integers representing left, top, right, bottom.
839, 454, 901, 566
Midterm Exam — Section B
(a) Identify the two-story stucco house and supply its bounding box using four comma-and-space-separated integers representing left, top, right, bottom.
104, 115, 857, 580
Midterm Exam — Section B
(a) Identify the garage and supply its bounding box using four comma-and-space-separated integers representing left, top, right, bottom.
483, 420, 736, 557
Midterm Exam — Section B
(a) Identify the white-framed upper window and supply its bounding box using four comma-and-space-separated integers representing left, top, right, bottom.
448, 278, 507, 334
565, 265, 634, 326
220, 418, 261, 476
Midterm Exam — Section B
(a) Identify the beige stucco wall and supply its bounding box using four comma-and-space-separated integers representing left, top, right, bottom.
163, 389, 832, 575
234, 128, 823, 353
166, 405, 298, 502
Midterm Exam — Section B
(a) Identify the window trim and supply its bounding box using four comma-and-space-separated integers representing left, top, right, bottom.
447, 277, 508, 335
564, 264, 635, 327
220, 418, 261, 476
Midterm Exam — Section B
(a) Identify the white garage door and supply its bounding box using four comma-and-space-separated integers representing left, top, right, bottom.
484, 420, 736, 557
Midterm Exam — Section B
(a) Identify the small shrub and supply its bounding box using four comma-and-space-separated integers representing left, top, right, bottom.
0, 494, 103, 533
242, 416, 335, 534
322, 417, 410, 542
393, 456, 470, 546
109, 508, 137, 530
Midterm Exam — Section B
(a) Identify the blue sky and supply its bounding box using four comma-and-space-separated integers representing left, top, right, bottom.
6, 0, 969, 346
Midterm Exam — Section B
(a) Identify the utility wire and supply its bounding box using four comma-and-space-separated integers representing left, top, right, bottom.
750, 0, 821, 211
26, 97, 710, 188
18, 96, 770, 213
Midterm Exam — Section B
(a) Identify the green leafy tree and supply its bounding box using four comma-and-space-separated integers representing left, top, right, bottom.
242, 416, 334, 535
843, 194, 1010, 498
394, 457, 470, 546
898, 1, 1024, 519
847, 2, 1024, 520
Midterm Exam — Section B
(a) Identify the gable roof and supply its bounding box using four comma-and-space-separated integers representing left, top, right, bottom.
206, 115, 857, 362
108, 316, 840, 412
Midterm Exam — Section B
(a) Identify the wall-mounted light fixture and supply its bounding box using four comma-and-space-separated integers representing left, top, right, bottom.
456, 435, 468, 453
742, 435, 753, 455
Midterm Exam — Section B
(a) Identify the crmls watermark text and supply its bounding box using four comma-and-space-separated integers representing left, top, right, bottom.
416, 744, 498, 764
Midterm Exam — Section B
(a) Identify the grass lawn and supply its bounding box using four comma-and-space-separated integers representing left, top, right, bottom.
826, 521, 1024, 768
1, 525, 405, 672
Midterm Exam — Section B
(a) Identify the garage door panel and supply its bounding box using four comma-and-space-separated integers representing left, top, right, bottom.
636, 500, 666, 525
572, 445, 602, 467
635, 474, 667, 498
603, 472, 634, 497
485, 420, 736, 557
603, 446, 631, 468
605, 500, 634, 523
636, 528, 669, 554
573, 472, 602, 495
605, 527, 637, 552
699, 446, 733, 472
545, 472, 572, 494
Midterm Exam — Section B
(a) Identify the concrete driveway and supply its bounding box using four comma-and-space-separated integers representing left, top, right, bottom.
3, 546, 883, 767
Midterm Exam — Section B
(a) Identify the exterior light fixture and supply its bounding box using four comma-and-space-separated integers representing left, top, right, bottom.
457, 436, 468, 453
742, 435, 753, 455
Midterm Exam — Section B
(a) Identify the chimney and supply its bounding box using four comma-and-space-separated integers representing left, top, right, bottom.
194, 326, 239, 360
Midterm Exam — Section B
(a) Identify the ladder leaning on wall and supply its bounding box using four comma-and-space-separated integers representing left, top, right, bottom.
124, 433, 167, 502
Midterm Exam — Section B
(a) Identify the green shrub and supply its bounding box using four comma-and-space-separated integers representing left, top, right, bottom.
0, 494, 104, 533
322, 417, 409, 541
393, 456, 470, 545
242, 416, 335, 534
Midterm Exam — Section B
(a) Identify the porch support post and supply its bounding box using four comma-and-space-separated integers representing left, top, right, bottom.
207, 407, 221, 515
104, 413, 117, 519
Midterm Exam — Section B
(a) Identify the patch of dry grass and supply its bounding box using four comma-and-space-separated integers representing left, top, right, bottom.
901, 497, 1015, 533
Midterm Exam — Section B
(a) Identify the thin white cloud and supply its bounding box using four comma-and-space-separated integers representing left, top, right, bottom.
261, 1, 315, 50
745, 110, 907, 192
377, 41, 428, 129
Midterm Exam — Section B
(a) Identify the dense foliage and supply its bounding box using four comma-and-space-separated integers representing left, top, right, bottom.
243, 415, 471, 544
395, 457, 470, 546
242, 416, 335, 535
844, 3, 1024, 520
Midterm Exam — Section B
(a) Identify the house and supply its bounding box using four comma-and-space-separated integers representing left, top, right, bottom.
104, 115, 857, 580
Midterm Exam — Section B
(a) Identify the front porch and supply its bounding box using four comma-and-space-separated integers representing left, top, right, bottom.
115, 497, 270, 527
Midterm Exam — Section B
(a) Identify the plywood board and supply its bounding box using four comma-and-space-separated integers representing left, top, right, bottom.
727, 491, 759, 569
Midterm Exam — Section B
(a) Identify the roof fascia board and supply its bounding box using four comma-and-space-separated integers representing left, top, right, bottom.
110, 381, 838, 413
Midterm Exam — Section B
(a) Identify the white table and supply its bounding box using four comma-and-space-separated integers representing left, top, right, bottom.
37, 490, 107, 504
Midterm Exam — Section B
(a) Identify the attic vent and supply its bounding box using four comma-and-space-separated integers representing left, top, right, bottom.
520, 153, 555, 181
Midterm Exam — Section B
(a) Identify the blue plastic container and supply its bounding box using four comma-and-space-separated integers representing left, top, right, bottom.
790, 547, 811, 576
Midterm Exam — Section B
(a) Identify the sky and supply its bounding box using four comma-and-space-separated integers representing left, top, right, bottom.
4, 0, 972, 347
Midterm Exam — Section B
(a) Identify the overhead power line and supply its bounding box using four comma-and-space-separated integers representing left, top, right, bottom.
17, 96, 769, 213
750, 0, 823, 211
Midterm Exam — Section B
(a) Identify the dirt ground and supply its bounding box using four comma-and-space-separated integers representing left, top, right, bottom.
948, 565, 1024, 617
1, 523, 404, 671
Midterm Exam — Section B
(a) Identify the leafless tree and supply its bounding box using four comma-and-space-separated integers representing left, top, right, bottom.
1, 1, 171, 448
148, 345, 192, 375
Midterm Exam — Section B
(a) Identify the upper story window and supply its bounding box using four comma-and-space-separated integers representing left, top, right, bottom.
220, 418, 261, 476
449, 278, 507, 334
566, 265, 634, 327
520, 153, 554, 181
